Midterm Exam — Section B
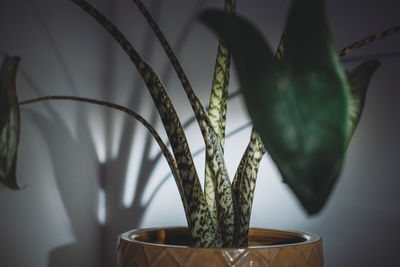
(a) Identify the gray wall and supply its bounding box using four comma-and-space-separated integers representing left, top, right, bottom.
0, 0, 399, 266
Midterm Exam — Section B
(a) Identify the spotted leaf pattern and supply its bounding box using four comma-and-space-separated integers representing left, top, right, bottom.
69, 0, 218, 247
131, 0, 235, 246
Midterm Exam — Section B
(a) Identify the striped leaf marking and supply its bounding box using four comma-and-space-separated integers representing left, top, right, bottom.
131, 0, 234, 246
19, 95, 190, 220
338, 26, 400, 57
232, 128, 265, 247
231, 32, 286, 247
279, 26, 400, 61
207, 0, 236, 145
70, 0, 396, 248
204, 0, 236, 244
69, 0, 219, 247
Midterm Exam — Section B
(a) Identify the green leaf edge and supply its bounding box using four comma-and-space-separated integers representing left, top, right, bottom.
0, 56, 21, 190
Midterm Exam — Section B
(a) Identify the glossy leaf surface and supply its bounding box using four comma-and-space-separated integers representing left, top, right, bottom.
201, 0, 350, 214
70, 0, 221, 247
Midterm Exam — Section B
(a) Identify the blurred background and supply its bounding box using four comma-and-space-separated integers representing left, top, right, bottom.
0, 0, 399, 266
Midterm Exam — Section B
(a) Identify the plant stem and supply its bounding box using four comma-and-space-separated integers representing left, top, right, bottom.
20, 95, 143, 122
338, 26, 400, 57
18, 95, 169, 152
18, 95, 180, 180
18, 94, 191, 210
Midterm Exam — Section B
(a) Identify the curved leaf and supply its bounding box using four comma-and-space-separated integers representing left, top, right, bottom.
204, 0, 236, 245
346, 59, 381, 143
0, 56, 21, 190
69, 0, 220, 247
207, 0, 236, 148
232, 128, 265, 247
201, 0, 350, 214
338, 26, 400, 57
131, 0, 235, 246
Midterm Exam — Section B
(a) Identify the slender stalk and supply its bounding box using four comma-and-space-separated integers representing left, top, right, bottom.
19, 95, 188, 213
132, 0, 235, 246
204, 0, 236, 238
338, 26, 400, 57
20, 96, 151, 130
131, 0, 207, 121
69, 0, 220, 247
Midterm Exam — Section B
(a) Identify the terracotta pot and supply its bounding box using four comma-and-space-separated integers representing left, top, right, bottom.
116, 227, 323, 266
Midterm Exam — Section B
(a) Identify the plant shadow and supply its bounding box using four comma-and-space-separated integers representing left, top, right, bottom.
16, 0, 207, 266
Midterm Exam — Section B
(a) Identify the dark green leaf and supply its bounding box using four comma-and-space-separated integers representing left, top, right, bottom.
201, 0, 350, 214
346, 59, 380, 144
0, 56, 21, 190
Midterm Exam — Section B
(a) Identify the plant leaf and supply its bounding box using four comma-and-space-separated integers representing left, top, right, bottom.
201, 0, 350, 215
346, 59, 381, 143
204, 0, 236, 243
338, 26, 400, 57
231, 35, 288, 246
0, 56, 21, 190
130, 0, 235, 246
232, 128, 265, 247
21, 94, 191, 220
69, 0, 220, 247
207, 0, 236, 149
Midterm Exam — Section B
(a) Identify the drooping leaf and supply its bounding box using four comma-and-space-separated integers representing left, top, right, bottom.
130, 0, 235, 246
207, 0, 236, 148
232, 128, 265, 247
346, 59, 381, 144
201, 0, 350, 215
280, 0, 350, 214
69, 0, 220, 247
338, 26, 400, 57
204, 0, 236, 242
231, 35, 289, 246
21, 94, 190, 215
0, 56, 21, 190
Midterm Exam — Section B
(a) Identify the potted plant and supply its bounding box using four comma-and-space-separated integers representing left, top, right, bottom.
1, 0, 398, 266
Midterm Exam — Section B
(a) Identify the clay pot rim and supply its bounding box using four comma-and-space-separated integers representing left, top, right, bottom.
120, 226, 321, 249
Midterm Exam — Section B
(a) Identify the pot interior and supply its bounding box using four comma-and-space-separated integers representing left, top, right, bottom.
132, 227, 307, 247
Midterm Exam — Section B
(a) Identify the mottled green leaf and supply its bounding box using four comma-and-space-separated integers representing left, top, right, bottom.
207, 0, 236, 148
204, 0, 236, 244
70, 0, 220, 247
0, 56, 21, 190
232, 128, 265, 247
338, 26, 400, 57
201, 0, 350, 214
346, 59, 380, 143
130, 0, 235, 246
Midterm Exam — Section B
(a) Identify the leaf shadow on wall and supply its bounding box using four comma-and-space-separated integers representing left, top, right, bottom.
16, 0, 207, 266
